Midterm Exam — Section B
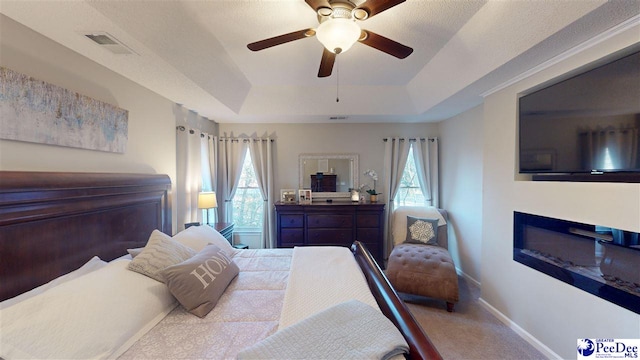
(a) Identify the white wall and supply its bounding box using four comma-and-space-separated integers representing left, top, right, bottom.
480, 25, 640, 359
439, 105, 484, 285
0, 15, 178, 231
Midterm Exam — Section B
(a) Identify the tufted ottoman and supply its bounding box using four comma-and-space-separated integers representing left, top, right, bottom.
386, 243, 459, 312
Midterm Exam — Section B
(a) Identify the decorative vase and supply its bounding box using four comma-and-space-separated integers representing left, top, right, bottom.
350, 189, 360, 202
369, 194, 378, 202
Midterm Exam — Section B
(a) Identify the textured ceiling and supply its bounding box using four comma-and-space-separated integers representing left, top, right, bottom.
1, 0, 638, 123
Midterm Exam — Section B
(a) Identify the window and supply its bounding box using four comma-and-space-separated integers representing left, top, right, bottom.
231, 151, 264, 231
394, 145, 426, 208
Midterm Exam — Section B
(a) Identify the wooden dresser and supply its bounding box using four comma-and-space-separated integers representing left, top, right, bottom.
274, 201, 385, 264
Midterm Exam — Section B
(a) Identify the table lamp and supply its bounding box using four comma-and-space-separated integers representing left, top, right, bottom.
198, 191, 217, 225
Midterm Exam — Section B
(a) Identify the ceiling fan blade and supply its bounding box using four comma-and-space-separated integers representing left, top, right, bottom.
247, 29, 315, 51
355, 0, 405, 19
318, 49, 336, 78
305, 0, 331, 13
359, 30, 413, 59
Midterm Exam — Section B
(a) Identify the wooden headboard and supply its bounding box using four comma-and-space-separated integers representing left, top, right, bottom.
0, 171, 171, 301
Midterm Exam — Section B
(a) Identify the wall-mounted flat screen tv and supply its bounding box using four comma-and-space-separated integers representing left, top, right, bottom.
519, 47, 640, 175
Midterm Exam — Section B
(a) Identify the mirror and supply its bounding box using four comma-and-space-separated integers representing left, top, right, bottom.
299, 153, 359, 199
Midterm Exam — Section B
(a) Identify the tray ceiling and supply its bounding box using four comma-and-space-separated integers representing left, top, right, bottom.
1, 0, 638, 123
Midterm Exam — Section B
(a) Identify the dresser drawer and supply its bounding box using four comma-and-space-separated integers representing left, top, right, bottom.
308, 229, 353, 245
280, 214, 303, 228
307, 215, 353, 228
280, 228, 304, 246
356, 228, 381, 243
275, 202, 385, 265
357, 214, 380, 227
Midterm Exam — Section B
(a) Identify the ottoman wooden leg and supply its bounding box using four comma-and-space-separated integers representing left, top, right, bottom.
446, 302, 454, 312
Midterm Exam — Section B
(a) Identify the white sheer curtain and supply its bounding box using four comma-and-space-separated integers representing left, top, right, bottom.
247, 138, 276, 248
217, 138, 246, 223
413, 138, 440, 208
382, 137, 411, 258
175, 119, 203, 231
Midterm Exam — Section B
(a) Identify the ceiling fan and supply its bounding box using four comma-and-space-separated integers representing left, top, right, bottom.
247, 0, 413, 78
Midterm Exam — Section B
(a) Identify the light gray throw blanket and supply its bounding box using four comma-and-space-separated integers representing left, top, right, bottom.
237, 300, 409, 360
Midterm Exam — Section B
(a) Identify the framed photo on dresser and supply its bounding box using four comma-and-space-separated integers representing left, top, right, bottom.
298, 189, 312, 204
280, 189, 296, 203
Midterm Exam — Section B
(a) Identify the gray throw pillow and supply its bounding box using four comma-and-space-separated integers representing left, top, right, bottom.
161, 245, 239, 318
405, 216, 439, 245
128, 230, 196, 282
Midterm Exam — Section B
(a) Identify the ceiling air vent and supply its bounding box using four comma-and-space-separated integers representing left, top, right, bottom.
329, 116, 348, 120
83, 32, 137, 55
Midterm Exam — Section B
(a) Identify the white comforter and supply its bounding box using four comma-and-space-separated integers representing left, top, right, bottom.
119, 249, 292, 359
122, 246, 384, 359
237, 300, 408, 360
1, 246, 390, 360
278, 246, 380, 330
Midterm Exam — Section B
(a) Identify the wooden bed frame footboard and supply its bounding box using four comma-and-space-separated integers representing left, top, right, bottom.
352, 241, 443, 360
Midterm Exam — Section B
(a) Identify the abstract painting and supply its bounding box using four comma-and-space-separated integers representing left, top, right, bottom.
0, 67, 128, 153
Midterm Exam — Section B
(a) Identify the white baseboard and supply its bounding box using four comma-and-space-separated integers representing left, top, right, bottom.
456, 268, 481, 288
478, 298, 561, 360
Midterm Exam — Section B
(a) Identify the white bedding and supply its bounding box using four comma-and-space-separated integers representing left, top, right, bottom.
237, 300, 408, 360
120, 246, 384, 359
0, 259, 177, 359
118, 248, 293, 360
1, 246, 390, 360
278, 246, 380, 330
0, 255, 106, 310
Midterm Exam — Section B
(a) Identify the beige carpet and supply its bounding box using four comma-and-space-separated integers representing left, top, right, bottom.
402, 276, 547, 360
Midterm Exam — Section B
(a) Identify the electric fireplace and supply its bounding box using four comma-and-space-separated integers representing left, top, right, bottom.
514, 212, 640, 314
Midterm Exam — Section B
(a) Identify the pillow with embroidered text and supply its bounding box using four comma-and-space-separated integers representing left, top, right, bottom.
160, 244, 239, 318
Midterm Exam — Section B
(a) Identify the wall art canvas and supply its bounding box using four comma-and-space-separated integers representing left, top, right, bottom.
0, 67, 128, 153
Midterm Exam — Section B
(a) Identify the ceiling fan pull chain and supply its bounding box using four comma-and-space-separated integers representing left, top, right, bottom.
336, 56, 340, 103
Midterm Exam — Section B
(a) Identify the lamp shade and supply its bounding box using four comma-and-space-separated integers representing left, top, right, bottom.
198, 192, 218, 209
316, 18, 361, 54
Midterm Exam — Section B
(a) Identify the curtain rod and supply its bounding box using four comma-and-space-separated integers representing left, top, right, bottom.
383, 137, 436, 142
176, 126, 213, 139
176, 128, 275, 142
219, 138, 275, 143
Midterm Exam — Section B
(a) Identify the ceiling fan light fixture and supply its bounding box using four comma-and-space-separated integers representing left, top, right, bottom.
316, 18, 361, 54
317, 7, 333, 16
352, 8, 368, 20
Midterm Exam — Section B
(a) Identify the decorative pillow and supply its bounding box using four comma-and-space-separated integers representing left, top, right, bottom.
160, 244, 239, 318
128, 230, 196, 282
0, 256, 107, 310
127, 247, 143, 258
405, 216, 439, 245
0, 259, 177, 359
173, 224, 238, 258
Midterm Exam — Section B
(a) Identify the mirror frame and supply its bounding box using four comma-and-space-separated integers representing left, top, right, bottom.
299, 153, 359, 199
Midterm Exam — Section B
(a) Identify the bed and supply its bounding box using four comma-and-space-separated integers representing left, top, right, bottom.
0, 171, 441, 360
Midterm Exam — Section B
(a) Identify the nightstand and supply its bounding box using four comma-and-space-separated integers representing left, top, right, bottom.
211, 222, 234, 243
210, 222, 248, 249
